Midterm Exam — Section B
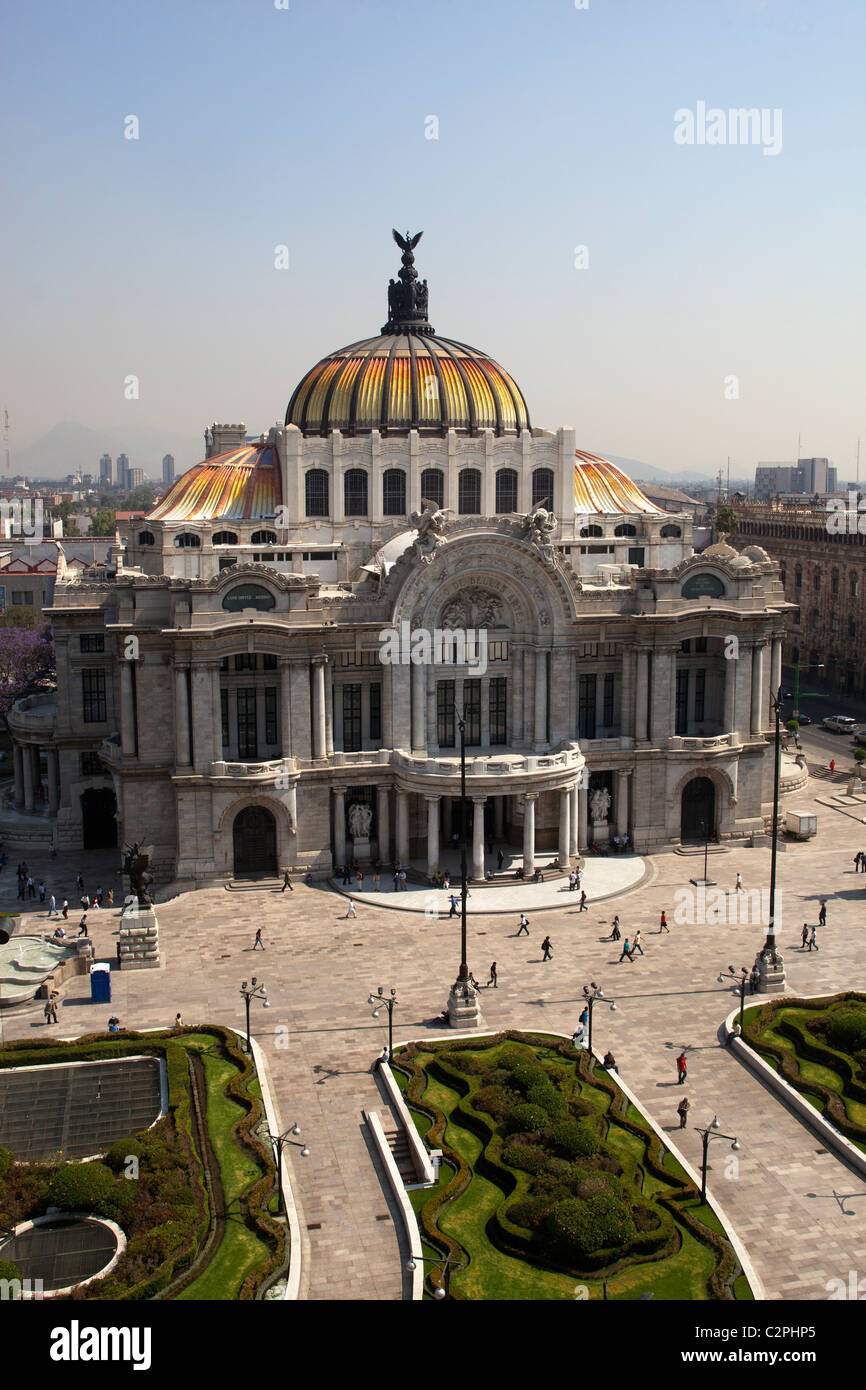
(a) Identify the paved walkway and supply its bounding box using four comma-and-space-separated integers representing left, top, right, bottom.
2, 777, 866, 1299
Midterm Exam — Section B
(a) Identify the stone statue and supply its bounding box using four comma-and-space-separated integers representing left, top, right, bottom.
523, 501, 558, 570
123, 841, 154, 905
590, 788, 611, 823
348, 802, 373, 839
410, 498, 452, 564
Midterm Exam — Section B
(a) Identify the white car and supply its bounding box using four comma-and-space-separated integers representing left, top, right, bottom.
822, 715, 857, 733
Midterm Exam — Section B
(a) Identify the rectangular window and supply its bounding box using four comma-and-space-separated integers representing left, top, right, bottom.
262, 653, 277, 670
603, 672, 615, 727
578, 674, 596, 740
463, 679, 481, 744
234, 653, 256, 672
11, 590, 34, 606
695, 636, 708, 654
680, 640, 691, 654
82, 669, 106, 723
79, 634, 105, 653
264, 686, 278, 744
694, 669, 706, 723
369, 683, 382, 743
342, 684, 361, 751
80, 751, 102, 775
218, 556, 236, 571
675, 668, 689, 735
437, 680, 455, 748
489, 677, 507, 745
237, 688, 257, 759
627, 547, 645, 566
221, 689, 229, 749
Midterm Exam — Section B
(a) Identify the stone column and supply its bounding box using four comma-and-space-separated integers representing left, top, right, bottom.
770, 636, 783, 700
472, 797, 486, 880
751, 642, 765, 736
280, 659, 293, 760
570, 780, 579, 855
12, 743, 24, 808
396, 789, 410, 863
522, 793, 537, 874
333, 787, 346, 869
620, 646, 634, 739
411, 660, 426, 754
47, 749, 59, 815
534, 649, 548, 748
558, 787, 571, 867
616, 769, 629, 836
426, 796, 440, 877
376, 785, 390, 863
651, 648, 675, 744
493, 796, 505, 838
22, 742, 34, 812
211, 666, 223, 761
442, 796, 453, 844
191, 667, 214, 772
578, 785, 589, 851
312, 656, 327, 760
511, 646, 524, 745
724, 650, 736, 736
290, 660, 311, 761
174, 667, 191, 766
120, 661, 136, 757
634, 650, 649, 741
325, 670, 334, 757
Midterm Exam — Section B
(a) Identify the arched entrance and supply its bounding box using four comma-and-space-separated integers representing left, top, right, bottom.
680, 777, 716, 842
80, 788, 117, 850
233, 806, 277, 877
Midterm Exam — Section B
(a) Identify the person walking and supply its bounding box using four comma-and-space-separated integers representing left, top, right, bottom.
576, 865, 583, 888
38, 881, 46, 903
541, 935, 553, 962
497, 848, 504, 871
659, 909, 669, 933
734, 872, 743, 894
608, 920, 621, 942
677, 1096, 690, 1129
44, 995, 59, 1025
818, 899, 827, 926
618, 936, 632, 963
801, 923, 810, 949
253, 927, 265, 949
860, 850, 866, 874
808, 925, 818, 951
372, 869, 380, 890
449, 894, 459, 918
517, 913, 530, 936
344, 899, 357, 919
27, 876, 35, 899
95, 887, 104, 906
399, 870, 407, 891
854, 853, 862, 874
578, 890, 588, 912
676, 1051, 688, 1084
61, 898, 68, 920
47, 894, 58, 919
16, 877, 25, 901
76, 872, 84, 892
281, 869, 294, 892
568, 870, 576, 891
631, 928, 644, 956
77, 913, 88, 937
488, 961, 498, 988
829, 759, 836, 775
107, 889, 114, 907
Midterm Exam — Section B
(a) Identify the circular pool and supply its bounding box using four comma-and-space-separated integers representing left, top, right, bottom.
0, 1214, 125, 1295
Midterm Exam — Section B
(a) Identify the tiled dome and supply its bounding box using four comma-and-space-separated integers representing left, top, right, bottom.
573, 452, 664, 515
147, 443, 280, 523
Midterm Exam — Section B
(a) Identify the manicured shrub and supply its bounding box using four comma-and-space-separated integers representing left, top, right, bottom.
632, 1203, 661, 1232
474, 1085, 516, 1123
104, 1138, 145, 1173
549, 1119, 599, 1159
486, 1068, 512, 1088
545, 1193, 636, 1256
0, 1259, 21, 1282
48, 1161, 116, 1213
507, 1195, 554, 1231
504, 1102, 548, 1135
439, 1050, 488, 1076
568, 1168, 624, 1201
508, 1062, 548, 1095
824, 1007, 866, 1056
501, 1140, 549, 1175
0, 1146, 13, 1179
526, 1082, 568, 1119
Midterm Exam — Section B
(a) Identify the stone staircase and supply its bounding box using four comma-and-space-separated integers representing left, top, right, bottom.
382, 1123, 417, 1186
224, 878, 284, 893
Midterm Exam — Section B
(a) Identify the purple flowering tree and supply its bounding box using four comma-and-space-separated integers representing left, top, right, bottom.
0, 622, 55, 734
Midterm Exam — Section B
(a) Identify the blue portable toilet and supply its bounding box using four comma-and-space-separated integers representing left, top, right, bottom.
90, 962, 112, 1003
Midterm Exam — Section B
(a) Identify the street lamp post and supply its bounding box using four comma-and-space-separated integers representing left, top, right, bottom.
406, 1252, 467, 1300
446, 706, 483, 1029
753, 685, 786, 993
368, 985, 397, 1057
239, 977, 269, 1054
272, 1123, 309, 1215
689, 818, 715, 888
792, 661, 825, 722
719, 966, 749, 1032
695, 1117, 740, 1203
582, 982, 617, 1055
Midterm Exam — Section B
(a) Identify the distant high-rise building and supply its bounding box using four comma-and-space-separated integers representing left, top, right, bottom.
116, 454, 130, 490
82, 474, 93, 487
162, 453, 175, 486
99, 453, 112, 484
754, 457, 834, 499
128, 468, 146, 490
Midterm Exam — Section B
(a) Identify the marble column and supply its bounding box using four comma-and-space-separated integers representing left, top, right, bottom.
12, 744, 24, 808
751, 642, 765, 736
534, 649, 548, 748
279, 659, 292, 761
290, 660, 311, 761
211, 666, 223, 761
426, 796, 441, 877
312, 657, 327, 760
651, 648, 675, 744
22, 743, 34, 812
558, 787, 571, 867
472, 797, 486, 880
724, 651, 736, 736
325, 671, 334, 757
47, 749, 59, 815
411, 660, 426, 753
377, 785, 390, 863
396, 790, 410, 863
442, 796, 453, 844
120, 661, 136, 757
523, 793, 537, 874
175, 667, 191, 766
578, 785, 589, 851
770, 636, 783, 699
493, 796, 505, 838
634, 650, 649, 741
616, 769, 629, 836
191, 667, 214, 772
570, 780, 579, 855
511, 647, 524, 745
333, 787, 346, 869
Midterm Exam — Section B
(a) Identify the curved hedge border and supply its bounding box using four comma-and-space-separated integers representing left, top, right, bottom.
395, 1030, 738, 1299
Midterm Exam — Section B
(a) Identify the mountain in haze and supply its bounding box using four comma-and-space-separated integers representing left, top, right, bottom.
10, 421, 206, 481
602, 455, 715, 486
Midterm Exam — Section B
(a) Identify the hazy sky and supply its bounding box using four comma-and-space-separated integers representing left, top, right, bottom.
3, 0, 864, 478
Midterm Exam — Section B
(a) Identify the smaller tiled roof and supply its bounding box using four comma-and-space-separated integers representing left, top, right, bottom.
146, 443, 281, 523
574, 452, 665, 515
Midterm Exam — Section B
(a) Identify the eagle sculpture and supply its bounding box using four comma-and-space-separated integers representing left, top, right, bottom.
393, 229, 423, 252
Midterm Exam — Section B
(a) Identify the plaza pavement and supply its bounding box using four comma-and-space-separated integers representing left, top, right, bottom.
2, 768, 866, 1300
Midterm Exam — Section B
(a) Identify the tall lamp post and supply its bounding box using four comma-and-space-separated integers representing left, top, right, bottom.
719, 966, 750, 1032
753, 684, 786, 993
406, 1252, 467, 1299
272, 1123, 309, 1215
367, 985, 398, 1058
582, 982, 617, 1055
446, 706, 483, 1029
689, 818, 715, 888
695, 1116, 740, 1203
239, 976, 269, 1054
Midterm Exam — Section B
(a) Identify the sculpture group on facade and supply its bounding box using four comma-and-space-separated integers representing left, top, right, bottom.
123, 841, 154, 905
348, 802, 373, 839
410, 498, 452, 564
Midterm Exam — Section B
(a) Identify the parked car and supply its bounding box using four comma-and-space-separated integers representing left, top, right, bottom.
823, 715, 858, 733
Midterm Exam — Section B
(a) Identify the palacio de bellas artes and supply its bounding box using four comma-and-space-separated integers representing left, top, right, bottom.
12, 233, 793, 892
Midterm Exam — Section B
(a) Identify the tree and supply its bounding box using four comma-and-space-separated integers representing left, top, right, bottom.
715, 503, 738, 534
0, 623, 54, 734
126, 485, 155, 512
89, 509, 116, 537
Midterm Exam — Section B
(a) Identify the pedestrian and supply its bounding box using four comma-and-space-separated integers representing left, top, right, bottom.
175, 1012, 183, 1027
541, 935, 553, 961
618, 937, 632, 963
253, 927, 265, 949
631, 928, 644, 956
579, 1005, 589, 1030
854, 853, 862, 874
569, 871, 577, 891
78, 913, 88, 937
95, 886, 103, 906
38, 881, 46, 903
372, 870, 380, 890
818, 899, 827, 926
399, 870, 407, 891
27, 876, 35, 899
16, 877, 25, 901
829, 759, 836, 775
281, 869, 294, 892
608, 920, 621, 942
48, 894, 58, 919
677, 1096, 690, 1129
345, 899, 357, 919
808, 925, 818, 951
488, 961, 498, 988
603, 1051, 618, 1073
449, 894, 459, 918
443, 873, 451, 891
44, 996, 59, 1025
497, 848, 504, 871
734, 872, 742, 893
578, 890, 588, 912
81, 894, 90, 911
659, 909, 669, 933
107, 889, 114, 907
576, 866, 583, 887
572, 1025, 586, 1048
676, 1051, 687, 1084
516, 913, 530, 936
342, 865, 352, 886
801, 922, 810, 948
61, 899, 68, 920
356, 870, 363, 891
76, 872, 84, 891
861, 850, 866, 874
393, 869, 400, 891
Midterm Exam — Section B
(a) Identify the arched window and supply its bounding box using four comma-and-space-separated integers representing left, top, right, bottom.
420, 468, 444, 509
660, 523, 681, 538
250, 530, 277, 545
305, 469, 329, 518
580, 524, 603, 538
850, 572, 859, 599
614, 523, 637, 537
344, 469, 368, 517
174, 532, 201, 548
137, 531, 154, 546
495, 468, 518, 514
213, 531, 238, 546
458, 468, 481, 515
382, 468, 406, 516
532, 468, 554, 508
